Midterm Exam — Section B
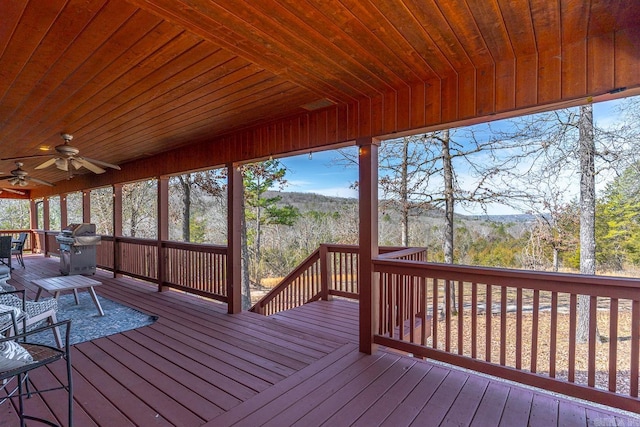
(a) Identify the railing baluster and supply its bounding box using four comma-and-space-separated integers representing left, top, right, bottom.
609, 298, 618, 392
531, 289, 539, 373
445, 279, 451, 352
516, 287, 522, 369
588, 295, 598, 388
408, 275, 415, 343
632, 300, 639, 397
420, 276, 427, 346
391, 274, 398, 338
486, 284, 492, 363
471, 282, 477, 359
550, 291, 558, 378
500, 285, 507, 366
458, 280, 464, 355
569, 293, 577, 383
432, 277, 438, 349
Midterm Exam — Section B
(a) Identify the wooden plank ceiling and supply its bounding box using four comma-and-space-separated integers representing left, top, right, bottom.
0, 0, 638, 196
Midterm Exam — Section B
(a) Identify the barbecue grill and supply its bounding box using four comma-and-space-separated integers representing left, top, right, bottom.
56, 223, 101, 275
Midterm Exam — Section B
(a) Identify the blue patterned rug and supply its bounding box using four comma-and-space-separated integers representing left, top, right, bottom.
31, 292, 157, 346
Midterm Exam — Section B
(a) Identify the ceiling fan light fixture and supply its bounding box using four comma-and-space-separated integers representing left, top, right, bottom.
70, 158, 82, 170
55, 157, 68, 171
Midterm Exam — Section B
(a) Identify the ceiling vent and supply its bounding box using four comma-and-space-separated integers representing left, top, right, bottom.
301, 98, 336, 111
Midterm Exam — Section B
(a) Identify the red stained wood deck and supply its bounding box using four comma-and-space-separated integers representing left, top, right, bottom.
2, 255, 639, 426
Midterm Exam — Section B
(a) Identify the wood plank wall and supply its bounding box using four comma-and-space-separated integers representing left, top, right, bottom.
31, 26, 640, 199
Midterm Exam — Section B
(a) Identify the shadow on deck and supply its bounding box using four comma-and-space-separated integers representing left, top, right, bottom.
1, 254, 638, 426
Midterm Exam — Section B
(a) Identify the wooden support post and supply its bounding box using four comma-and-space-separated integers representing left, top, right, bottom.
319, 244, 331, 301
60, 194, 68, 229
43, 197, 50, 258
158, 176, 169, 292
113, 184, 123, 278
358, 137, 380, 354
227, 164, 242, 314
82, 190, 91, 224
29, 199, 39, 253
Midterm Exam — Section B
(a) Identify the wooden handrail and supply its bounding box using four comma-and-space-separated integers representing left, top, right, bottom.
372, 258, 640, 413
250, 247, 322, 314
250, 244, 428, 315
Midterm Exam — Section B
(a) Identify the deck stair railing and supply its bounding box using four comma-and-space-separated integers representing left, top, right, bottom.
250, 244, 426, 315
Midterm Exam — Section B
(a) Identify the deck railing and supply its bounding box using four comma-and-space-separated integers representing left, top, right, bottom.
32, 231, 228, 302
97, 236, 228, 302
373, 257, 640, 413
20, 232, 640, 411
0, 229, 37, 253
250, 244, 426, 315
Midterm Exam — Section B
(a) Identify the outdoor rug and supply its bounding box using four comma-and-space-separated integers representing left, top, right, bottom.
30, 292, 157, 347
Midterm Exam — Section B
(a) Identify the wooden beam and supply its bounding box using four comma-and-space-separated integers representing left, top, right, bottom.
113, 184, 123, 278
157, 176, 169, 291
358, 137, 379, 354
60, 193, 68, 229
227, 164, 242, 314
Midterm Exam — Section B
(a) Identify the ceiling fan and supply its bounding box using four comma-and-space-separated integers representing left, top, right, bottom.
0, 162, 54, 187
2, 133, 121, 175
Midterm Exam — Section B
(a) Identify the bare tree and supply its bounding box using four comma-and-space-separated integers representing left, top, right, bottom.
577, 104, 596, 342
122, 180, 157, 238
490, 103, 630, 342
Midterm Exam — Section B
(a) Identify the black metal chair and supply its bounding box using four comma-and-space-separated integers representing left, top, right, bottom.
0, 318, 72, 427
11, 232, 28, 268
0, 236, 12, 270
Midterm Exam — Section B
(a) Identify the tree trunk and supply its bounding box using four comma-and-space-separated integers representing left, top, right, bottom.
400, 138, 409, 246
552, 247, 559, 272
440, 129, 457, 317
577, 104, 596, 343
178, 175, 191, 242
240, 185, 252, 310
254, 195, 263, 287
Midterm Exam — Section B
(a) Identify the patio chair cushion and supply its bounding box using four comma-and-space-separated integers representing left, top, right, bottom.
0, 265, 10, 286
0, 303, 24, 332
0, 340, 33, 371
0, 294, 58, 320
0, 304, 21, 321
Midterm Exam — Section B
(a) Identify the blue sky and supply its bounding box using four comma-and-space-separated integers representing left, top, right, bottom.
280, 149, 358, 199
277, 97, 632, 215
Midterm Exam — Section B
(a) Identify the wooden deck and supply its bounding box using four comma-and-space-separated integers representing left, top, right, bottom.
2, 255, 639, 426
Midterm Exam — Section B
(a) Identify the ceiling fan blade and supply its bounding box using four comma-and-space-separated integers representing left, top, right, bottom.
35, 157, 59, 170
1, 187, 26, 195
81, 156, 121, 170
1, 154, 52, 161
75, 157, 106, 174
0, 175, 14, 181
28, 177, 54, 187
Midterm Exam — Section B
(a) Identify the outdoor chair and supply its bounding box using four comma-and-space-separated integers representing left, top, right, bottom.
0, 318, 72, 427
0, 290, 62, 348
11, 232, 28, 268
0, 265, 10, 289
0, 236, 11, 270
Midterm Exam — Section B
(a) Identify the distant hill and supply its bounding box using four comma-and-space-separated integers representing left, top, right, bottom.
272, 191, 534, 224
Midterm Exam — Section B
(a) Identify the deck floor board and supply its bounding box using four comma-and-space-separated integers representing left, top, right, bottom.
1, 255, 639, 426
